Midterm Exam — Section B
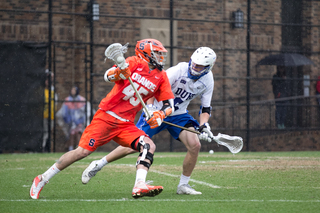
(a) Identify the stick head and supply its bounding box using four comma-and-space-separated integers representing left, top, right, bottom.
216, 133, 243, 154
104, 43, 129, 69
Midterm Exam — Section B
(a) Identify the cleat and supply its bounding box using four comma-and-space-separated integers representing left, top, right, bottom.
82, 160, 101, 184
132, 181, 163, 199
30, 175, 48, 199
176, 184, 202, 195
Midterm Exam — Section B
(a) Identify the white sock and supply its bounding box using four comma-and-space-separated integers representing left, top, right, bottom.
97, 156, 108, 169
42, 164, 60, 181
178, 174, 190, 187
135, 169, 148, 185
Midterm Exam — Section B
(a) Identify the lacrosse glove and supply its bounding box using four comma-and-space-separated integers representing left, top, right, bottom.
147, 110, 165, 129
143, 104, 158, 120
147, 107, 172, 129
104, 67, 131, 82
197, 123, 214, 142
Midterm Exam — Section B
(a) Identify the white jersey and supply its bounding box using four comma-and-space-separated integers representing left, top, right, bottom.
154, 62, 214, 116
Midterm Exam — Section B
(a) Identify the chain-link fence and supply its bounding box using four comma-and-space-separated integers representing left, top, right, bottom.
1, 0, 320, 152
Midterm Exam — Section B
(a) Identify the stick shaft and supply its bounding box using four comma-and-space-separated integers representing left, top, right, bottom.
162, 121, 200, 134
128, 77, 151, 118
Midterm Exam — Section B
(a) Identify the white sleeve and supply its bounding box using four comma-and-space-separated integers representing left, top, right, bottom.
200, 72, 214, 108
165, 63, 181, 85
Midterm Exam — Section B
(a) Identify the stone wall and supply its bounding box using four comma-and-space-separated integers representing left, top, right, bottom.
251, 130, 320, 151
1, 0, 319, 152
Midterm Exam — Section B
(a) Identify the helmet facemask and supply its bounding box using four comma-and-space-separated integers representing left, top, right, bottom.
187, 47, 216, 80
151, 50, 167, 67
189, 60, 211, 75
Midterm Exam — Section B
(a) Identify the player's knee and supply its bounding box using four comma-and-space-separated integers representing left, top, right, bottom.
75, 146, 92, 158
144, 137, 156, 153
189, 140, 201, 153
131, 135, 155, 152
148, 142, 156, 153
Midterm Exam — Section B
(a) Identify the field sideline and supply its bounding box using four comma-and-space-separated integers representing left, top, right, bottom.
1, 151, 319, 213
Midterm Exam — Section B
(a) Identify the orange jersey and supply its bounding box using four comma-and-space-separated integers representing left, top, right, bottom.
99, 56, 174, 122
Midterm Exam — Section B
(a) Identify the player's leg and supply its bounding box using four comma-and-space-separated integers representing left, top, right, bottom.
131, 136, 163, 198
82, 145, 136, 184
176, 126, 202, 195
82, 113, 162, 184
31, 110, 111, 199
30, 147, 92, 199
164, 114, 202, 194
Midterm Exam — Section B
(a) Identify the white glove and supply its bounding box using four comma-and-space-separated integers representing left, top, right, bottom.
198, 123, 214, 142
143, 104, 159, 120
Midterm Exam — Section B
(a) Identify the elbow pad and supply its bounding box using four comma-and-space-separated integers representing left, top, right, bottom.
104, 67, 116, 83
199, 106, 211, 116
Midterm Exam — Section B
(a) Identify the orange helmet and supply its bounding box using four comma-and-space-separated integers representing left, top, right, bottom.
135, 39, 167, 70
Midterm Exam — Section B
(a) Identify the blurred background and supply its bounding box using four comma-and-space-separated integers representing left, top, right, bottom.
0, 0, 319, 153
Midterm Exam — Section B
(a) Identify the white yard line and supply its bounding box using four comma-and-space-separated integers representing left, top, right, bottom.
149, 169, 221, 189
1, 199, 320, 203
117, 164, 221, 188
13, 163, 320, 190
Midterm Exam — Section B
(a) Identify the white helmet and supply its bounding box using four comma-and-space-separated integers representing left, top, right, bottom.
188, 47, 216, 80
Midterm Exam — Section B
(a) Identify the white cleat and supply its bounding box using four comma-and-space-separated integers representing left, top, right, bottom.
30, 175, 48, 199
176, 184, 202, 195
82, 160, 101, 184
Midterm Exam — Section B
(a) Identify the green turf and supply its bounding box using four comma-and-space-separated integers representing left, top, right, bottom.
1, 151, 320, 213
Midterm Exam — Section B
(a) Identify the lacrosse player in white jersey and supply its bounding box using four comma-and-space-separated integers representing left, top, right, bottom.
82, 47, 216, 195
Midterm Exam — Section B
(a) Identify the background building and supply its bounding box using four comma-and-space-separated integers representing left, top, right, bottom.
1, 0, 319, 152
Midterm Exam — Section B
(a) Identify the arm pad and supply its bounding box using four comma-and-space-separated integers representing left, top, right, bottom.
200, 106, 211, 116
161, 100, 173, 116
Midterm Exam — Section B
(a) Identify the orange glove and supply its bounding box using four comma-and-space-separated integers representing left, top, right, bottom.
105, 67, 131, 82
117, 67, 131, 80
147, 110, 165, 129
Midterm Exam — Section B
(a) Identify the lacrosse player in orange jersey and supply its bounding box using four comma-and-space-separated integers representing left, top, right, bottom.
82, 47, 217, 195
30, 39, 174, 199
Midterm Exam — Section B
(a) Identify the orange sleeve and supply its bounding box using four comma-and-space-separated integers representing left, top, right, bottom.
126, 56, 139, 72
154, 71, 174, 102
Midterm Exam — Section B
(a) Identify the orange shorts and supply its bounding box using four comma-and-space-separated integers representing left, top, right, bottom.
78, 109, 147, 152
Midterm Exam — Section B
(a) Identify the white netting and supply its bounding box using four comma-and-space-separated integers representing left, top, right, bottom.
105, 43, 129, 60
215, 133, 243, 154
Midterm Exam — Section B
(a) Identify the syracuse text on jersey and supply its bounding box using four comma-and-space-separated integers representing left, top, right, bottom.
131, 72, 157, 92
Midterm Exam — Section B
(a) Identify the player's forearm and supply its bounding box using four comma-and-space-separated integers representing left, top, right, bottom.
199, 112, 210, 126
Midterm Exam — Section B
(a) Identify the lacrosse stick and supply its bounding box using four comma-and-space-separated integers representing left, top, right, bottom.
159, 121, 243, 154
104, 43, 243, 154
212, 133, 243, 154
105, 42, 129, 70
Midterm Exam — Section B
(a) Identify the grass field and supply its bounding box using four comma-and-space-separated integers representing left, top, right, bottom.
1, 151, 320, 213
